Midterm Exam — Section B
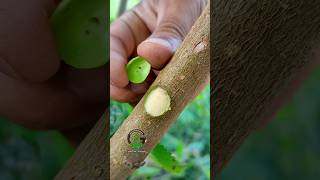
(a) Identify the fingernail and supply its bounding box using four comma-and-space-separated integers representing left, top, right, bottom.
143, 37, 181, 53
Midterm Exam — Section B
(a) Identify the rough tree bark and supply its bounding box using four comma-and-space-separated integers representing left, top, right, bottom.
54, 114, 108, 180
212, 0, 320, 176
110, 3, 210, 180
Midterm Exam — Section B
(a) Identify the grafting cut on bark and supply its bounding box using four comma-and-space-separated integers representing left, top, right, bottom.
212, 0, 320, 176
144, 86, 171, 117
110, 3, 210, 180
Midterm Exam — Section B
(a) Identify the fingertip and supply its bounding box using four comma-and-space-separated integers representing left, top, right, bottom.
137, 37, 179, 69
110, 50, 129, 88
129, 83, 150, 94
110, 85, 141, 103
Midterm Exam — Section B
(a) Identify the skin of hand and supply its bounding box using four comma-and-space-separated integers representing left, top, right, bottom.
110, 0, 208, 103
0, 0, 107, 146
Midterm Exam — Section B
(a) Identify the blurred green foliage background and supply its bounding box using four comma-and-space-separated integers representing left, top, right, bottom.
0, 118, 73, 180
218, 67, 320, 180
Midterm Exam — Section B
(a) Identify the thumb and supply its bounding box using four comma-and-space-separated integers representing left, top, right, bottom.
137, 36, 181, 69
137, 0, 204, 70
137, 14, 189, 69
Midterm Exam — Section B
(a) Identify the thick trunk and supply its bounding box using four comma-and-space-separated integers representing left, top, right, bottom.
110, 4, 210, 180
212, 0, 320, 175
54, 114, 108, 180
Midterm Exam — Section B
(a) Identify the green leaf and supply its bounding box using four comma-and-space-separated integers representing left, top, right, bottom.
127, 56, 151, 84
150, 144, 184, 174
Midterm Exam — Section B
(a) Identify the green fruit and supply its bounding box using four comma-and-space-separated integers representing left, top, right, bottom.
127, 56, 151, 84
52, 0, 107, 69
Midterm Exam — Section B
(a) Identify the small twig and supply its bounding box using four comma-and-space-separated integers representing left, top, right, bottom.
117, 0, 128, 17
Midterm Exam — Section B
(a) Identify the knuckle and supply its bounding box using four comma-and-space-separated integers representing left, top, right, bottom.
156, 20, 187, 39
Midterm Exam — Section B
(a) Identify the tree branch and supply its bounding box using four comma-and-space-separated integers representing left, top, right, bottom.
212, 0, 320, 176
54, 114, 108, 180
117, 0, 128, 17
110, 3, 210, 180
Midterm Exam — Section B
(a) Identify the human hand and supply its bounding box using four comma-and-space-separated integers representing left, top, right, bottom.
110, 0, 207, 103
0, 0, 107, 145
